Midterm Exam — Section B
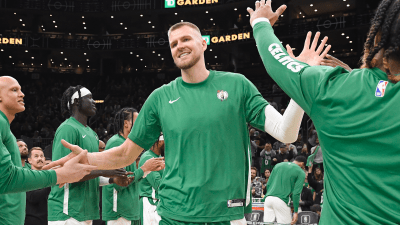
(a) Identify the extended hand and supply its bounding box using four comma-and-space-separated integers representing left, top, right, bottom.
286, 32, 331, 66
321, 54, 352, 72
141, 157, 165, 173
113, 176, 135, 187
247, 0, 287, 26
54, 150, 97, 185
101, 168, 134, 178
42, 139, 88, 170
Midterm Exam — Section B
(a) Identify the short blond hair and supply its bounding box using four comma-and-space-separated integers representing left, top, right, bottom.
168, 22, 202, 37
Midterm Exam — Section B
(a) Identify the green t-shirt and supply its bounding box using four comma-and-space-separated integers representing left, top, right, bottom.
0, 111, 56, 225
102, 134, 144, 221
266, 162, 305, 212
128, 70, 268, 222
23, 162, 31, 169
48, 117, 100, 221
254, 21, 400, 224
260, 150, 273, 173
138, 150, 164, 200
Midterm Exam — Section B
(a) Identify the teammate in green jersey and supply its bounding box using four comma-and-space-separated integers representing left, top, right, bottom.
103, 108, 164, 225
248, 0, 400, 224
0, 76, 96, 225
264, 156, 306, 225
48, 86, 133, 225
46, 21, 306, 224
139, 136, 164, 225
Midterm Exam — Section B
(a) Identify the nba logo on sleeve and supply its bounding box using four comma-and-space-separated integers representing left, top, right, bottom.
375, 80, 388, 97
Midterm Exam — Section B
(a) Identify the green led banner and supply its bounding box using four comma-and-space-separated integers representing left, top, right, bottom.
202, 35, 211, 45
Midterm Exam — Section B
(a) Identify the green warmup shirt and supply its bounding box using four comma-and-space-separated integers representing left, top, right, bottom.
260, 150, 273, 174
128, 70, 268, 222
254, 20, 400, 224
23, 162, 31, 169
102, 134, 144, 221
48, 117, 100, 221
0, 110, 57, 225
266, 162, 305, 212
138, 150, 164, 200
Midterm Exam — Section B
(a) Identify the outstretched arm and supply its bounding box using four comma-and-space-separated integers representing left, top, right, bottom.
248, 0, 332, 115
43, 139, 165, 172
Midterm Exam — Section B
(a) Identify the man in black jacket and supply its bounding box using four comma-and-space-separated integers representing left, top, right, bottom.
300, 183, 313, 211
25, 147, 51, 225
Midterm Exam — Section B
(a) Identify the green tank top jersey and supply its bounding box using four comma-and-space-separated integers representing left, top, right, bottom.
266, 162, 305, 212
102, 134, 144, 221
138, 150, 164, 200
48, 117, 100, 221
128, 70, 268, 222
254, 21, 400, 224
0, 111, 56, 225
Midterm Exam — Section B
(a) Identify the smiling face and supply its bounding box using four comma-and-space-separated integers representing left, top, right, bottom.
169, 24, 207, 70
0, 76, 25, 115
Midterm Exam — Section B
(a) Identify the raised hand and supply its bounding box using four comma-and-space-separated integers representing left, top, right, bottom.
321, 54, 353, 72
247, 0, 287, 26
286, 32, 331, 66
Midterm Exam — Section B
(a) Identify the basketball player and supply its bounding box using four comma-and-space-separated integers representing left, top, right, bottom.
248, 0, 400, 223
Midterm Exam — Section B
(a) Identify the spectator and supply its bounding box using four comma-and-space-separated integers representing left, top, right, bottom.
251, 138, 262, 171
308, 165, 324, 205
286, 143, 297, 158
17, 139, 30, 169
310, 204, 321, 223
260, 142, 275, 174
293, 133, 304, 154
261, 168, 271, 195
298, 144, 310, 159
251, 167, 263, 198
25, 147, 51, 225
307, 125, 318, 152
308, 136, 324, 174
272, 143, 294, 165
299, 176, 313, 211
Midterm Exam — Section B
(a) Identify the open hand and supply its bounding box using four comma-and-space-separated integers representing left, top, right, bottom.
247, 0, 287, 26
54, 150, 97, 185
286, 32, 331, 66
42, 139, 88, 170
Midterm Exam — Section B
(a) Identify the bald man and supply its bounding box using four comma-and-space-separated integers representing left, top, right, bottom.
0, 76, 96, 225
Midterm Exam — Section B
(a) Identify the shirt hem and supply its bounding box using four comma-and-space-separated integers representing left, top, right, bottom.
158, 211, 243, 222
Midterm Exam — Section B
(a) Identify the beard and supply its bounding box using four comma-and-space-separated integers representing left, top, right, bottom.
160, 144, 165, 157
20, 152, 28, 159
174, 53, 201, 70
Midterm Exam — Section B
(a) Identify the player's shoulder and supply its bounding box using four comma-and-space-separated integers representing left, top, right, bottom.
105, 134, 124, 150
139, 150, 155, 164
213, 70, 247, 81
54, 118, 78, 135
0, 114, 9, 134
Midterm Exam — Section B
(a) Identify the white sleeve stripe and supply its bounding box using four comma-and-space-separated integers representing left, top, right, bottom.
264, 99, 304, 143
251, 18, 271, 28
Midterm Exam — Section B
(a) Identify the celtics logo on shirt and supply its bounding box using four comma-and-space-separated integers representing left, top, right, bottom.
217, 90, 228, 101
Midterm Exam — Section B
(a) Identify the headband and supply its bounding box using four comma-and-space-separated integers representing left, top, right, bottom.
67, 87, 91, 109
